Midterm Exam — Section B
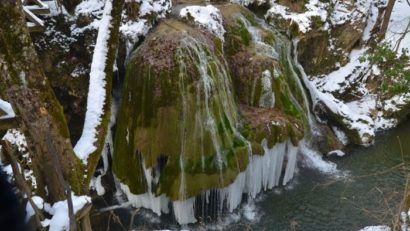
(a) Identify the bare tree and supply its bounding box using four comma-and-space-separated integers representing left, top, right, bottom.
378, 0, 397, 40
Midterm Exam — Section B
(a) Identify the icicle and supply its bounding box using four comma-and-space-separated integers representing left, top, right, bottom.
118, 138, 299, 225
173, 198, 197, 225
283, 140, 299, 185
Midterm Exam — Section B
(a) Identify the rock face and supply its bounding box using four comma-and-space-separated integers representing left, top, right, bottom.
296, 19, 366, 75
265, 0, 368, 76
32, 15, 94, 144
112, 5, 306, 224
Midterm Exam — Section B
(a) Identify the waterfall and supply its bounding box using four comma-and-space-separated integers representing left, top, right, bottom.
115, 14, 317, 225
240, 16, 318, 134
119, 139, 299, 224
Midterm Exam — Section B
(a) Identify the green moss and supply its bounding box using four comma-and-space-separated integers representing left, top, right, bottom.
236, 19, 252, 46
289, 22, 300, 38
112, 27, 251, 199
310, 16, 324, 30
262, 32, 276, 46
214, 37, 223, 55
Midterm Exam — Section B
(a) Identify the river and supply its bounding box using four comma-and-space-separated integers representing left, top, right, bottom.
228, 119, 410, 231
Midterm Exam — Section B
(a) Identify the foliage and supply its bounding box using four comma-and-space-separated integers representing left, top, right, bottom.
360, 43, 410, 96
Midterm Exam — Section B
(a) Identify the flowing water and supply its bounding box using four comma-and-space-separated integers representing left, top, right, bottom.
225, 119, 410, 231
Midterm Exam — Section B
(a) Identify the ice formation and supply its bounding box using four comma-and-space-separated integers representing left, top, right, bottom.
0, 98, 15, 120
118, 139, 299, 225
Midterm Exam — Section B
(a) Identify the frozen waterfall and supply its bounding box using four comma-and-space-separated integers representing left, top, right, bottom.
118, 139, 299, 225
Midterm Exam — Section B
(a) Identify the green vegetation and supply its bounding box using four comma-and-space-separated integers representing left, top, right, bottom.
360, 43, 410, 96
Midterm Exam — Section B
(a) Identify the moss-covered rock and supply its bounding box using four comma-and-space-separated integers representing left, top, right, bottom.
113, 6, 306, 201
219, 4, 306, 139
113, 19, 249, 200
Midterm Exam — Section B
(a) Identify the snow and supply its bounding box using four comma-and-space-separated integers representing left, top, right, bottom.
385, 0, 410, 54
44, 0, 63, 16
266, 0, 328, 33
75, 0, 105, 16
230, 0, 266, 6
180, 5, 225, 41
25, 196, 44, 222
327, 149, 345, 157
120, 19, 149, 45
362, 1, 380, 42
73, 0, 114, 163
2, 129, 28, 153
358, 225, 391, 231
264, 0, 370, 33
1, 129, 37, 188
331, 127, 348, 146
121, 0, 171, 52
138, 0, 170, 17
294, 43, 376, 145
311, 49, 369, 93
0, 99, 15, 120
42, 194, 91, 231
330, 0, 370, 26
90, 175, 105, 196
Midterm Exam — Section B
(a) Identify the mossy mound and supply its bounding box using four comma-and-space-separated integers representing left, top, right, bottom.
113, 19, 249, 200
113, 7, 306, 201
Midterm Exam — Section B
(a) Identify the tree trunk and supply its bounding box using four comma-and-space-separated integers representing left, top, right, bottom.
379, 0, 396, 40
80, 0, 125, 185
0, 0, 84, 202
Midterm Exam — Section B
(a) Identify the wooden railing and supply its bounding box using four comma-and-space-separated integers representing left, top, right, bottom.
22, 0, 50, 32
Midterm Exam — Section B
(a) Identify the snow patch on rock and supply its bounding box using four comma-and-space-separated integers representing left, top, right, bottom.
42, 194, 91, 231
267, 0, 328, 33
180, 5, 225, 41
358, 225, 391, 231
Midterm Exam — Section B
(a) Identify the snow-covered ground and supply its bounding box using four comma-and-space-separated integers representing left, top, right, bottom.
277, 0, 410, 145
39, 194, 90, 231
267, 0, 328, 33
385, 0, 410, 54
359, 225, 391, 231
329, 0, 370, 26
264, 0, 370, 33
179, 5, 225, 40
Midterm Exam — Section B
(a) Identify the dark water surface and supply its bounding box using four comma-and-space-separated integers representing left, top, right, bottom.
244, 119, 410, 231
